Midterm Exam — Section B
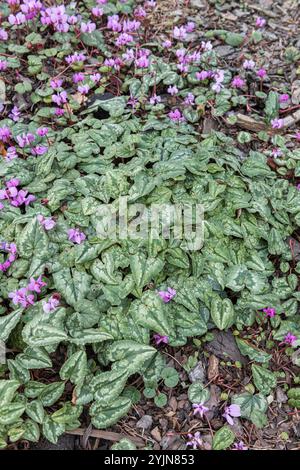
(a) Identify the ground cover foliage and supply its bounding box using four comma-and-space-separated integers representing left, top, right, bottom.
0, 0, 300, 450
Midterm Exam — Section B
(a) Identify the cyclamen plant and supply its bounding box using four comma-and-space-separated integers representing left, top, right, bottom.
0, 0, 299, 451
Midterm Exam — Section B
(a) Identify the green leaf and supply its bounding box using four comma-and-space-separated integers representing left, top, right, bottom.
53, 268, 91, 307
210, 297, 235, 330
106, 340, 157, 375
91, 368, 129, 406
129, 291, 172, 336
26, 400, 45, 424
212, 426, 235, 450
0, 310, 22, 342
251, 364, 277, 395
188, 382, 210, 404
161, 367, 179, 388
0, 403, 25, 425
236, 338, 272, 363
39, 382, 65, 407
91, 397, 132, 429
130, 253, 164, 296
154, 393, 168, 408
18, 218, 48, 259
232, 393, 268, 428
0, 380, 20, 406
42, 416, 65, 444
60, 351, 87, 384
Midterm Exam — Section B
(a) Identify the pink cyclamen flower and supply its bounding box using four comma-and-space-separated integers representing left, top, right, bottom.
50, 78, 63, 89
149, 94, 161, 105
222, 404, 241, 426
78, 84, 90, 95
43, 296, 60, 313
27, 275, 47, 293
0, 126, 12, 143
231, 76, 245, 88
186, 432, 202, 449
272, 148, 282, 158
153, 334, 169, 346
279, 93, 289, 103
167, 85, 178, 96
185, 21, 195, 33
6, 147, 18, 161
173, 26, 187, 41
192, 403, 209, 418
162, 39, 172, 48
0, 60, 8, 71
36, 127, 49, 137
16, 133, 35, 147
92, 7, 103, 17
68, 228, 86, 244
90, 73, 101, 83
184, 93, 195, 105
37, 214, 56, 230
81, 21, 96, 33
9, 287, 34, 308
52, 91, 68, 106
243, 59, 255, 70
233, 441, 248, 451
73, 72, 84, 83
158, 287, 176, 303
256, 17, 266, 28
262, 307, 276, 318
0, 29, 8, 40
293, 131, 300, 141
257, 68, 267, 78
9, 106, 21, 122
168, 109, 185, 123
282, 332, 297, 346
31, 145, 48, 156
271, 118, 284, 129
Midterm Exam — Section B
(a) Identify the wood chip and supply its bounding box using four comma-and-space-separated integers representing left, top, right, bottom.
208, 354, 219, 380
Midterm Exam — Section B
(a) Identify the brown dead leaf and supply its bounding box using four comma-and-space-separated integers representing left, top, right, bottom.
208, 354, 219, 380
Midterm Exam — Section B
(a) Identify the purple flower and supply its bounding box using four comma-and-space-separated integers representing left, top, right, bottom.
294, 131, 300, 141
90, 73, 101, 83
167, 85, 178, 96
27, 276, 47, 293
222, 404, 241, 426
162, 39, 172, 48
92, 7, 103, 17
192, 403, 209, 418
16, 132, 35, 148
184, 93, 195, 105
116, 32, 134, 47
6, 146, 18, 161
0, 29, 8, 41
256, 17, 266, 28
73, 72, 84, 83
168, 109, 185, 123
185, 21, 195, 33
271, 118, 284, 129
153, 334, 169, 346
43, 296, 60, 314
107, 14, 122, 32
196, 70, 211, 81
186, 432, 202, 449
36, 127, 49, 137
37, 214, 56, 230
282, 332, 297, 346
52, 91, 68, 106
81, 21, 96, 33
8, 12, 26, 25
65, 52, 86, 65
243, 59, 255, 70
50, 78, 63, 89
231, 76, 245, 88
272, 148, 282, 158
31, 145, 48, 156
0, 126, 12, 143
0, 60, 8, 71
257, 68, 267, 78
9, 105, 21, 122
173, 26, 187, 41
279, 94, 289, 103
68, 228, 86, 244
158, 287, 176, 303
262, 307, 276, 318
233, 441, 248, 450
9, 287, 34, 308
149, 94, 161, 105
78, 84, 90, 95
201, 41, 213, 51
